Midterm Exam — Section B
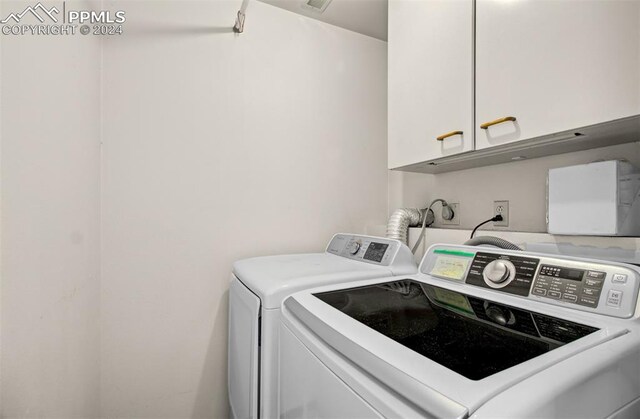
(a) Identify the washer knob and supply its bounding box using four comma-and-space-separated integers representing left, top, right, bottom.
483, 260, 514, 284
348, 241, 361, 255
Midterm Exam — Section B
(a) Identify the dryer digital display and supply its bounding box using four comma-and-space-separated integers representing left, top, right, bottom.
363, 242, 389, 263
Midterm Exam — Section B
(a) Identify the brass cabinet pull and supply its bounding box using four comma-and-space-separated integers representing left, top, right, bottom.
480, 116, 516, 129
436, 130, 463, 141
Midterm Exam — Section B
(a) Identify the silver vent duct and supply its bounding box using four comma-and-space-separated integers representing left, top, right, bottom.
386, 208, 433, 246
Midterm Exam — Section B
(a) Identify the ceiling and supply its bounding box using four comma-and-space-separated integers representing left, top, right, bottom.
258, 0, 388, 41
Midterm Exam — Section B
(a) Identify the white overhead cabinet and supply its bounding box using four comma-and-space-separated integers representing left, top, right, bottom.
388, 0, 474, 169
389, 0, 640, 171
475, 0, 640, 150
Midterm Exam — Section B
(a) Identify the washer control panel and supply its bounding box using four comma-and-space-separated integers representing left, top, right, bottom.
465, 252, 540, 296
528, 261, 639, 318
531, 265, 605, 308
422, 245, 640, 318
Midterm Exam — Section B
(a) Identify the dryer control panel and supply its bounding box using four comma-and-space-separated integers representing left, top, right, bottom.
325, 234, 413, 268
421, 244, 640, 318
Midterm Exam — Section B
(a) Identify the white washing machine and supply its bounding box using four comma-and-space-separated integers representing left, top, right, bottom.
279, 244, 640, 418
228, 233, 416, 419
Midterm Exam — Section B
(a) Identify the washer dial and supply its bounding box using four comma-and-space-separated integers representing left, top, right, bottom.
483, 260, 516, 288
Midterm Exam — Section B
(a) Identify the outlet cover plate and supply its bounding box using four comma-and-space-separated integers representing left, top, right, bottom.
493, 200, 509, 227
441, 203, 460, 226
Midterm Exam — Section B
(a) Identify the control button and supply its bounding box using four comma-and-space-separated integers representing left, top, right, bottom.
582, 287, 601, 297
607, 290, 623, 307
578, 296, 598, 307
585, 278, 604, 287
612, 274, 628, 284
587, 271, 606, 280
532, 287, 547, 296
562, 293, 578, 302
547, 290, 561, 299
564, 283, 579, 291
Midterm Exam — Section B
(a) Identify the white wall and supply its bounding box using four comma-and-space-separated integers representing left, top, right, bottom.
389, 141, 640, 233
0, 1, 102, 417
100, 1, 388, 417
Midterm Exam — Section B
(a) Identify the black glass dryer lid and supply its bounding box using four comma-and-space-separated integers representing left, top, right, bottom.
314, 280, 598, 380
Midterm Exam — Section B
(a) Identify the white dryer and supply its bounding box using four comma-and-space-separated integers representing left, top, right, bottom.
228, 233, 416, 419
279, 244, 640, 418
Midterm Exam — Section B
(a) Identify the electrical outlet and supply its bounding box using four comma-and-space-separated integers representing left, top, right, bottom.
493, 200, 509, 227
441, 203, 460, 226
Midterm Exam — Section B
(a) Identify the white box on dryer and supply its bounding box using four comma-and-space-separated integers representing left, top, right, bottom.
547, 160, 640, 236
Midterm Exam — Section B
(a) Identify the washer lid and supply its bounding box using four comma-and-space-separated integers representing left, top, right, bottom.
315, 279, 598, 380
283, 275, 628, 415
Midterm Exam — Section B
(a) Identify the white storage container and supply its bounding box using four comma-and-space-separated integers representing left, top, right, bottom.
547, 160, 640, 236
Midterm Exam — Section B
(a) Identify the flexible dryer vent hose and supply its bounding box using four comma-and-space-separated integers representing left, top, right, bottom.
386, 208, 432, 245
464, 236, 522, 251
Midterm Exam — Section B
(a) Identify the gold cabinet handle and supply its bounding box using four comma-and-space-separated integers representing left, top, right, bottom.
480, 116, 517, 129
436, 130, 463, 141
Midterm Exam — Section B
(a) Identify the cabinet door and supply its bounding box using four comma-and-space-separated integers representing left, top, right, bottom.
388, 0, 474, 169
476, 0, 640, 150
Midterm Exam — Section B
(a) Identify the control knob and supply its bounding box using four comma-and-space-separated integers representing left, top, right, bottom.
348, 241, 361, 255
483, 259, 516, 286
